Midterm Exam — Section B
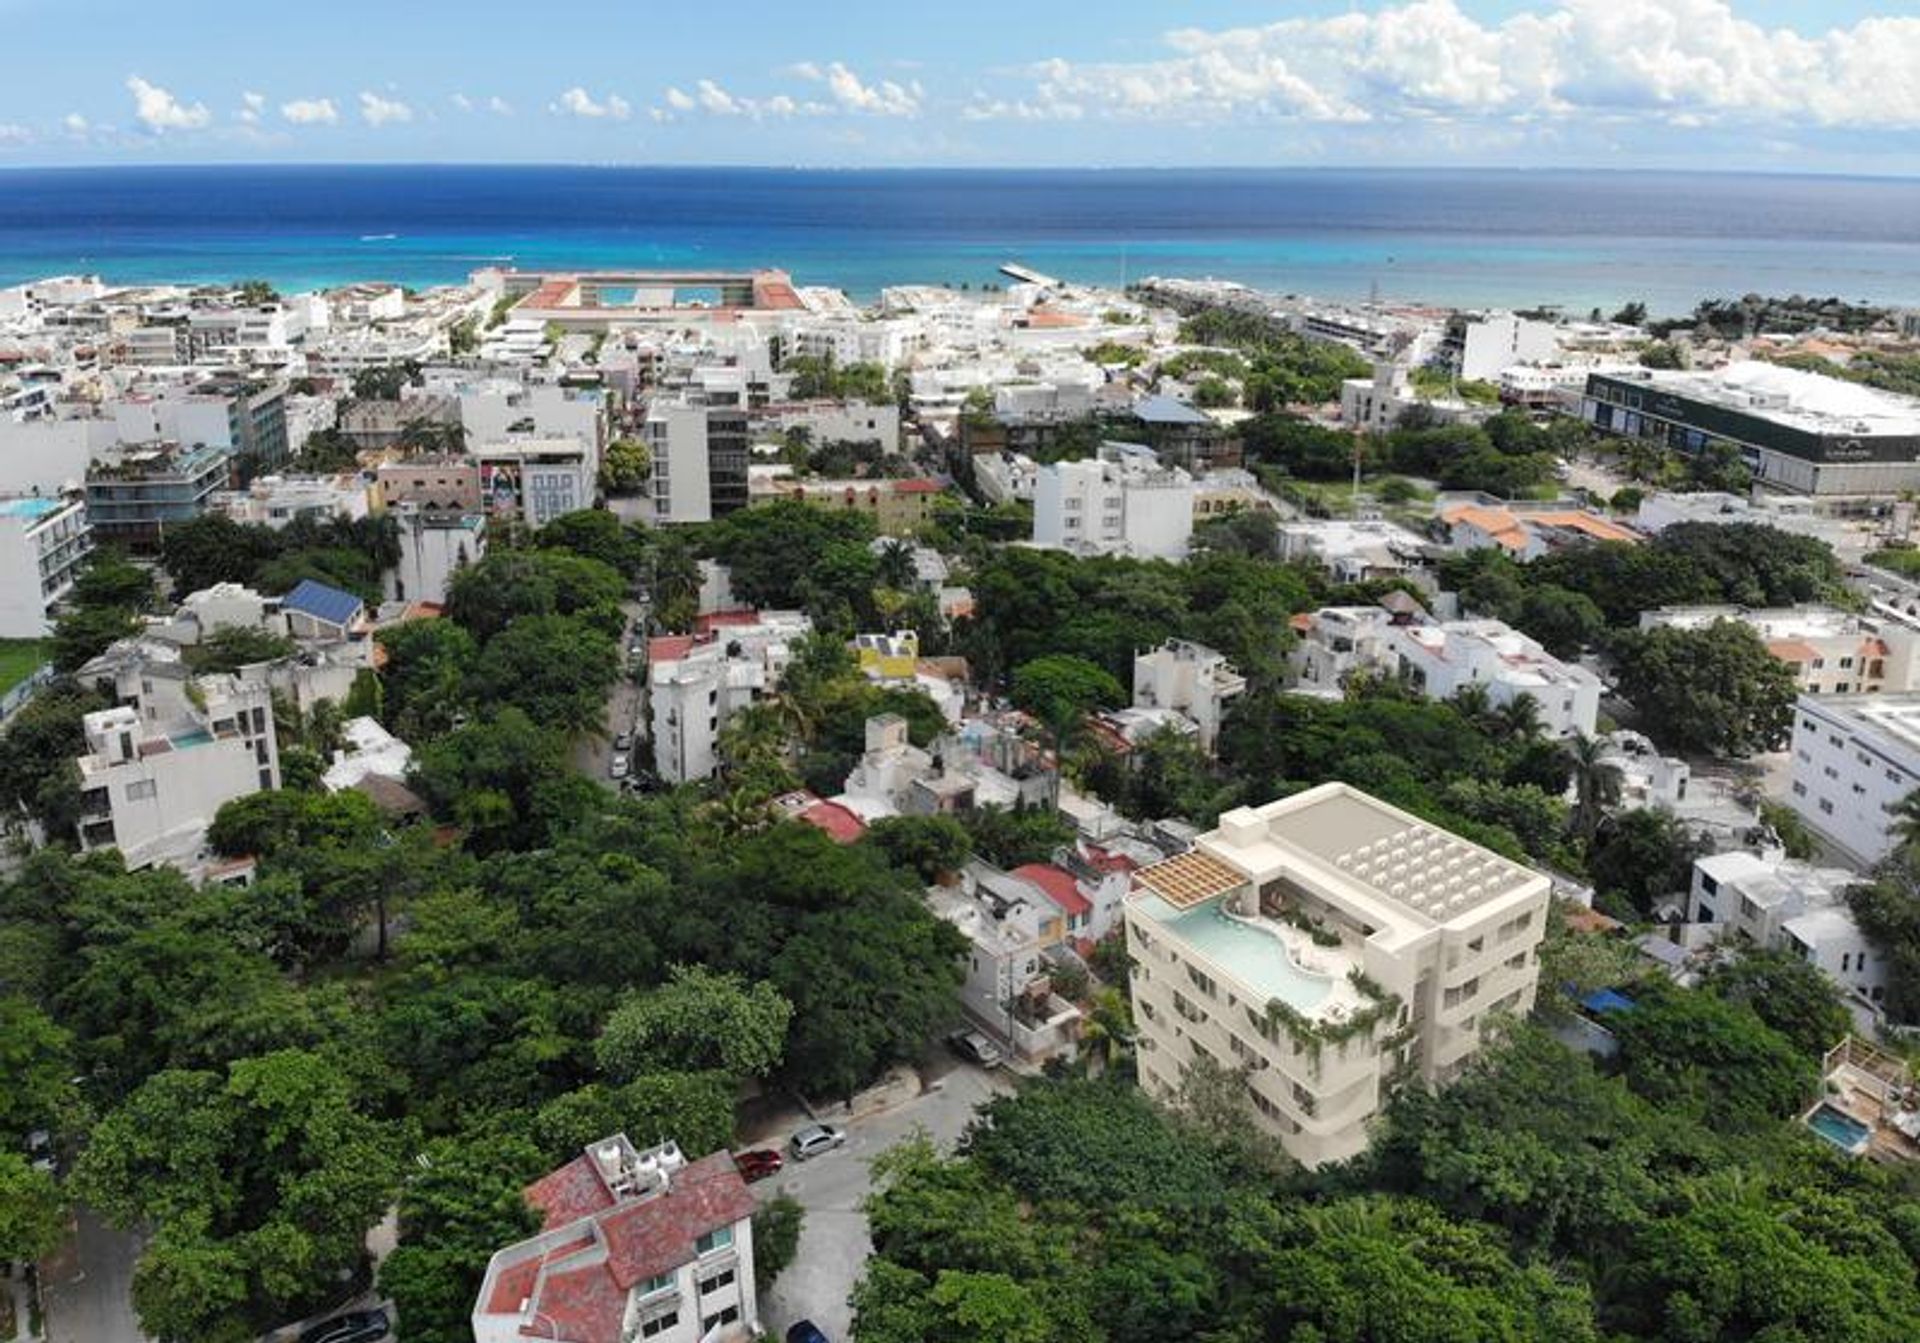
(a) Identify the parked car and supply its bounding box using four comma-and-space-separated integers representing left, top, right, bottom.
609, 754, 631, 780
299, 1309, 390, 1343
947, 1030, 1005, 1069
787, 1123, 846, 1162
613, 730, 635, 753
733, 1148, 783, 1182
786, 1322, 831, 1343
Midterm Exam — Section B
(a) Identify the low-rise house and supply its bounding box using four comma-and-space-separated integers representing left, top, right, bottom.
1288, 603, 1412, 696
854, 630, 920, 681
1439, 502, 1641, 560
1594, 730, 1691, 810
1276, 518, 1431, 585
1127, 782, 1549, 1167
472, 1135, 759, 1343
1689, 849, 1888, 1011
1388, 618, 1602, 738
745, 475, 942, 536
280, 577, 372, 648
320, 716, 413, 796
1132, 639, 1246, 755
211, 473, 372, 529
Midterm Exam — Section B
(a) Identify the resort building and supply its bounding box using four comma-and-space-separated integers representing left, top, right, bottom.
0, 493, 91, 638
1126, 782, 1550, 1167
471, 1135, 759, 1343
1031, 443, 1194, 560
1582, 363, 1920, 495
1785, 694, 1920, 863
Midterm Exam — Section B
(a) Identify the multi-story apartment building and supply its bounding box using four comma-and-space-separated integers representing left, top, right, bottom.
74, 669, 280, 868
645, 398, 751, 524
1785, 694, 1920, 863
471, 437, 595, 528
112, 377, 290, 473
1127, 783, 1549, 1167
211, 473, 373, 529
1132, 639, 1246, 755
1640, 605, 1920, 697
1688, 850, 1887, 1010
0, 494, 91, 637
85, 441, 231, 549
1031, 444, 1194, 560
387, 506, 486, 605
928, 861, 1084, 1060
647, 612, 811, 784
375, 456, 483, 512
472, 1135, 758, 1343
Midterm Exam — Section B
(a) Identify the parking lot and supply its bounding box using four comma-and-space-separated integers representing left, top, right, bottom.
748, 1058, 1017, 1340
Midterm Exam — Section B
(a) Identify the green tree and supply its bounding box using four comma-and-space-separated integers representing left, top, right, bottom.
50, 603, 139, 672
1611, 620, 1798, 757
375, 618, 478, 742
865, 815, 974, 883
595, 966, 793, 1080
1702, 946, 1851, 1060
1588, 807, 1702, 918
468, 613, 618, 739
70, 548, 155, 610
1009, 654, 1124, 743
1564, 733, 1623, 842
1610, 981, 1816, 1128
752, 1194, 804, 1291
0, 1150, 66, 1263
181, 625, 296, 674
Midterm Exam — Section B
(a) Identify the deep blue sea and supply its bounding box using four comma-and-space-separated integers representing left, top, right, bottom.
2, 165, 1919, 313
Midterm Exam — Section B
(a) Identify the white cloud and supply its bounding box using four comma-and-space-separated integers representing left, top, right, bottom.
450, 92, 473, 113
552, 86, 632, 120
62, 112, 89, 135
664, 87, 697, 113
125, 75, 211, 132
488, 95, 513, 116
358, 91, 413, 127
695, 79, 746, 116
798, 61, 922, 117
1007, 0, 1920, 130
0, 123, 31, 146
282, 97, 340, 126
236, 91, 266, 125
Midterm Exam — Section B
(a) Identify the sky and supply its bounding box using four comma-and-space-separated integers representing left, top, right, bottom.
1, 0, 1917, 173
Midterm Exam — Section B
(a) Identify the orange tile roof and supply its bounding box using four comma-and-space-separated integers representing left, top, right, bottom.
1767, 639, 1821, 663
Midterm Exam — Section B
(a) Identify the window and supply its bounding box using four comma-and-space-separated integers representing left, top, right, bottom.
638, 1310, 679, 1339
702, 1306, 741, 1332
694, 1225, 733, 1256
1820, 798, 1835, 815
125, 779, 157, 801
1792, 781, 1808, 796
698, 1267, 736, 1295
637, 1272, 674, 1297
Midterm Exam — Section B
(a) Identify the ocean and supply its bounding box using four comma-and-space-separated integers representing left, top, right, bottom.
2, 164, 1919, 314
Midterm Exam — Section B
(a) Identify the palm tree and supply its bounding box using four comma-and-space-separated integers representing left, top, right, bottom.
875, 539, 918, 592
1076, 988, 1135, 1077
1565, 732, 1623, 842
1447, 682, 1494, 727
1886, 789, 1920, 854
1491, 693, 1545, 743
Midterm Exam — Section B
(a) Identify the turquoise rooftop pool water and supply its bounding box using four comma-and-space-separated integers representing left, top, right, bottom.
1141, 894, 1334, 1012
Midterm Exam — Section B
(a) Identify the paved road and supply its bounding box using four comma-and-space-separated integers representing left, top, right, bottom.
753, 1062, 1016, 1341
42, 1207, 148, 1343
574, 599, 649, 787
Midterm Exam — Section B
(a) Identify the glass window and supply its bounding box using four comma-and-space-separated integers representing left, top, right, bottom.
694, 1225, 733, 1256
698, 1268, 736, 1296
639, 1310, 679, 1339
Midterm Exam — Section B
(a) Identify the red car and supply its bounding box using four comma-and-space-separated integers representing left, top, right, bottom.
734, 1149, 784, 1182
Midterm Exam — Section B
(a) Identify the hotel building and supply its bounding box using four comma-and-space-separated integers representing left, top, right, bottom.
1126, 783, 1550, 1168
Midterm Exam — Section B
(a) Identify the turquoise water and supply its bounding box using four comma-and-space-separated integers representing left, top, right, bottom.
3, 166, 1919, 311
169, 729, 213, 748
1143, 895, 1333, 1012
1807, 1103, 1870, 1152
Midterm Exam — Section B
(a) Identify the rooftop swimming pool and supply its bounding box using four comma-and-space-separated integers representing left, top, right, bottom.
1139, 894, 1335, 1012
169, 729, 213, 749
1806, 1103, 1871, 1155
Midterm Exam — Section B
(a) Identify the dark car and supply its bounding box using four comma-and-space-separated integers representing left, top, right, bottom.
299, 1309, 390, 1343
734, 1148, 784, 1182
786, 1322, 831, 1343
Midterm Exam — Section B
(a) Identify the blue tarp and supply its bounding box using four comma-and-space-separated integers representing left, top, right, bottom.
1581, 987, 1638, 1015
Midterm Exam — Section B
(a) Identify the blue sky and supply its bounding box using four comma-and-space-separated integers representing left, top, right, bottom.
1, 0, 1917, 172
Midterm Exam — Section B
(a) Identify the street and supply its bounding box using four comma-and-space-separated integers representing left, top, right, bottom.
750, 1060, 1017, 1340
41, 1207, 148, 1343
574, 598, 648, 786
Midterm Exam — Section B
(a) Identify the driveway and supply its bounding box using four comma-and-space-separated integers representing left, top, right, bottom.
751, 1060, 1017, 1340
41, 1207, 148, 1343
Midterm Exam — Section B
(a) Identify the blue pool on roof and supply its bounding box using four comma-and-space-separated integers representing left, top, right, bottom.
0, 497, 65, 518
1806, 1103, 1871, 1154
1136, 893, 1335, 1012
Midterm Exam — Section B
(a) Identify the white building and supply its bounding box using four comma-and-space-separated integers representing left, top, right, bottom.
1340, 362, 1483, 435
320, 716, 413, 794
1276, 519, 1430, 585
1132, 640, 1246, 755
472, 1135, 759, 1343
0, 495, 91, 637
1640, 604, 1920, 698
471, 437, 595, 528
1288, 604, 1405, 697
74, 673, 280, 870
1031, 444, 1194, 560
1688, 850, 1888, 1010
212, 474, 372, 529
1785, 694, 1920, 864
1127, 783, 1549, 1167
1450, 312, 1560, 382
386, 506, 485, 605
972, 451, 1040, 505
928, 862, 1083, 1061
647, 613, 811, 785
1389, 619, 1602, 738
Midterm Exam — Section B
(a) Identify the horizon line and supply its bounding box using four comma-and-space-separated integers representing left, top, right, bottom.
1, 159, 1918, 184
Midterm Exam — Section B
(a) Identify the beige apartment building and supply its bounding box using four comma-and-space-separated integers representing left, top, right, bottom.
1126, 782, 1549, 1168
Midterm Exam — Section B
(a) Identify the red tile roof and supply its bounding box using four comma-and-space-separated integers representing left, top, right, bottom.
1082, 845, 1138, 874
798, 800, 867, 844
646, 634, 700, 664
1012, 863, 1092, 918
526, 1155, 615, 1231
527, 1257, 628, 1341
597, 1153, 756, 1288
893, 478, 942, 494
695, 609, 763, 633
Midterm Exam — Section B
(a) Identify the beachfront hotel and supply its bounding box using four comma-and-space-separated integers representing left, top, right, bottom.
1126, 783, 1550, 1167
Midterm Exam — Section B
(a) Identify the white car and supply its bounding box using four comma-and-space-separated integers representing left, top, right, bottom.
609, 754, 631, 780
788, 1123, 847, 1161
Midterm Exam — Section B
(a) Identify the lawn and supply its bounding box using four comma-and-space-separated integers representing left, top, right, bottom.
0, 639, 47, 696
